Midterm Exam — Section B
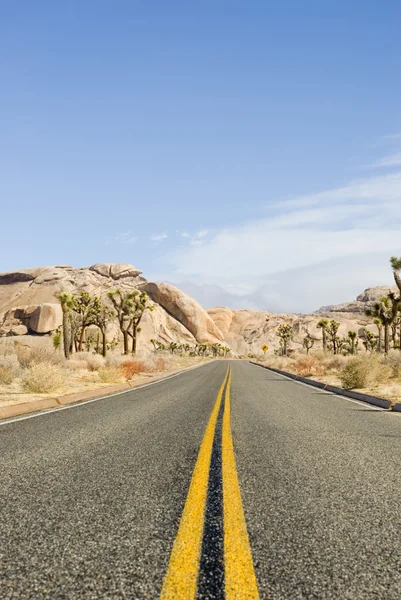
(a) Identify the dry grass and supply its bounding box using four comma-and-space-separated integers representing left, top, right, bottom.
321, 355, 348, 372
383, 350, 401, 379
0, 367, 16, 385
21, 362, 66, 393
119, 356, 171, 381
73, 352, 105, 371
293, 355, 325, 377
0, 338, 209, 411
262, 350, 400, 400
16, 345, 64, 368
98, 366, 125, 384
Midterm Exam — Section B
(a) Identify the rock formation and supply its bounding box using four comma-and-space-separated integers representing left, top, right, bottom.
0, 263, 393, 356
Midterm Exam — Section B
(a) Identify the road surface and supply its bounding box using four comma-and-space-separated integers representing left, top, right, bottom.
1, 360, 401, 599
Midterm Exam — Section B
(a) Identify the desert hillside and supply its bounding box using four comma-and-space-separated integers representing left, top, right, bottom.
0, 262, 395, 356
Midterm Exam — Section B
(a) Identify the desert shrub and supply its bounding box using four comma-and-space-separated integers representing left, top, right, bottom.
22, 363, 66, 393
340, 359, 368, 389
0, 339, 17, 356
119, 356, 170, 380
16, 345, 64, 368
383, 351, 401, 379
98, 366, 124, 384
0, 355, 21, 384
0, 354, 20, 371
293, 355, 324, 377
105, 354, 131, 368
340, 356, 392, 390
73, 352, 105, 371
120, 359, 145, 380
153, 356, 169, 371
0, 367, 16, 385
65, 359, 86, 371
322, 355, 348, 372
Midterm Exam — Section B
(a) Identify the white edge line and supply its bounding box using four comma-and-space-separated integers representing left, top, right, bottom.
0, 360, 215, 427
251, 362, 391, 412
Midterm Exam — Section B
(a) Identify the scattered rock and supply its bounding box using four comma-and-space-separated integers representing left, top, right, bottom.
29, 303, 63, 334
8, 324, 28, 336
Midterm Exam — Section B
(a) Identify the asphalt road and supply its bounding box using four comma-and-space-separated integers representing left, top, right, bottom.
1, 360, 401, 599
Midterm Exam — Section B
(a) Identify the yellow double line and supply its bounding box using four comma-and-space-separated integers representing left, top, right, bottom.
160, 366, 260, 599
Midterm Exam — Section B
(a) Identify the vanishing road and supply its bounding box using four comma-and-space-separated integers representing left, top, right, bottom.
1, 360, 401, 599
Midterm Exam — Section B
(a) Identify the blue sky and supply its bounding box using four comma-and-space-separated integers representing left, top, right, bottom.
1, 1, 401, 312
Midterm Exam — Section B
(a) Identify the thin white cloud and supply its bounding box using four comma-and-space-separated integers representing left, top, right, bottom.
368, 152, 401, 169
116, 232, 137, 244
180, 228, 210, 246
150, 232, 168, 242
381, 132, 401, 141
194, 229, 209, 239
161, 167, 401, 312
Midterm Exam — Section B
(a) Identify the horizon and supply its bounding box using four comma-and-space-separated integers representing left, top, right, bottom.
0, 259, 398, 315
1, 1, 401, 313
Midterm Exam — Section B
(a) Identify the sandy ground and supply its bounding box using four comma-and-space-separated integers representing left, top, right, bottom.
259, 359, 401, 403
0, 355, 211, 409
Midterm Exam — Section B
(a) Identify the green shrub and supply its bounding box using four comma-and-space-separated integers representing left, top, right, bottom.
340, 356, 392, 390
340, 359, 368, 389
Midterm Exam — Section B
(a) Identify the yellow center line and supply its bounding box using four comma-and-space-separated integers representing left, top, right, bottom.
160, 366, 230, 600
223, 367, 260, 599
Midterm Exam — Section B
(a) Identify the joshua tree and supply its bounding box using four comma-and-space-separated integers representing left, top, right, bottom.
326, 319, 340, 354
366, 294, 399, 354
196, 343, 208, 356
108, 289, 152, 355
390, 256, 401, 296
150, 338, 160, 351
211, 343, 223, 357
59, 292, 74, 359
169, 342, 179, 354
390, 314, 401, 348
52, 328, 62, 351
93, 304, 115, 357
361, 328, 378, 353
276, 323, 293, 356
73, 292, 103, 352
373, 318, 383, 353
302, 334, 314, 355
317, 318, 329, 352
129, 291, 154, 354
347, 330, 358, 355
221, 346, 231, 358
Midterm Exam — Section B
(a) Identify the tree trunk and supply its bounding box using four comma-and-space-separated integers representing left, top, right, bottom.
391, 323, 397, 346
322, 330, 327, 352
378, 328, 383, 353
62, 310, 70, 359
384, 324, 389, 354
283, 339, 287, 356
78, 326, 86, 352
102, 329, 107, 357
131, 325, 137, 354
123, 330, 129, 355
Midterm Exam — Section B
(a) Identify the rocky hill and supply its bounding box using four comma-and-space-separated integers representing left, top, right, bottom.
0, 263, 395, 356
0, 264, 224, 350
